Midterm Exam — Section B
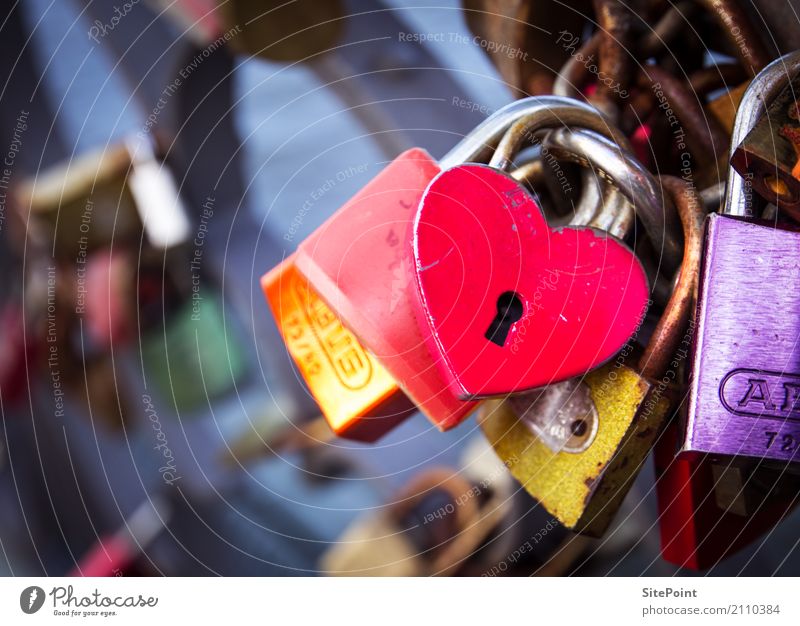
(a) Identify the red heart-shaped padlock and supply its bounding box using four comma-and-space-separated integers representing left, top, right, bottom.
411, 164, 650, 399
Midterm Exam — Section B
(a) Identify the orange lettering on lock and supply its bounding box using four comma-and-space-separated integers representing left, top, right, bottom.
262, 255, 415, 441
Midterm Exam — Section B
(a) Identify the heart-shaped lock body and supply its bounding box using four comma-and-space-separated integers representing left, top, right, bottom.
412, 164, 650, 399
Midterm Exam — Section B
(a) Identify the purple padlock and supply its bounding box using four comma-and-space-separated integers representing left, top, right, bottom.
685, 51, 800, 464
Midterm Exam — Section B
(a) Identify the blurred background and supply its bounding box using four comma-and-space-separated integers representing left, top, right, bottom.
0, 0, 798, 576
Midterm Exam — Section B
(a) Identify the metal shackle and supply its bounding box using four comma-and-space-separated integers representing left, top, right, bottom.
440, 95, 629, 170
639, 175, 705, 382
508, 137, 635, 238
541, 127, 682, 273
445, 96, 637, 238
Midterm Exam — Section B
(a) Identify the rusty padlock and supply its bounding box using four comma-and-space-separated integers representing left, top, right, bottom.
462, 0, 591, 95
319, 468, 498, 576
731, 65, 800, 219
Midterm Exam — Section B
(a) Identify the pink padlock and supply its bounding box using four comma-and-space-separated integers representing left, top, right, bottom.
411, 163, 650, 400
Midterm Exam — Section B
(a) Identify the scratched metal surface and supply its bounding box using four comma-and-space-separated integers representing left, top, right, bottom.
686, 215, 800, 462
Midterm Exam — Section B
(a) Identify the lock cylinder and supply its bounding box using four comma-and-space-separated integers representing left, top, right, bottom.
481, 362, 669, 536
509, 378, 599, 454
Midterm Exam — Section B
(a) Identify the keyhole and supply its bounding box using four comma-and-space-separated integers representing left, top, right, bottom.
484, 291, 524, 347
571, 419, 588, 437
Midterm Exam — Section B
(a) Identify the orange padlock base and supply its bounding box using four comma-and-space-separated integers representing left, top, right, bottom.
262, 255, 415, 442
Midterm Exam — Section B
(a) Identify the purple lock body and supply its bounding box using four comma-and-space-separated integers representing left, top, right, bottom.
685, 213, 800, 463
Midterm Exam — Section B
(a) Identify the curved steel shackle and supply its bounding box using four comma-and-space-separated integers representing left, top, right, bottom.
541, 127, 682, 273
440, 95, 628, 170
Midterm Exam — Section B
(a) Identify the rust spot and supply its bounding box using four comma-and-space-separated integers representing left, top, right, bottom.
583, 476, 598, 507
